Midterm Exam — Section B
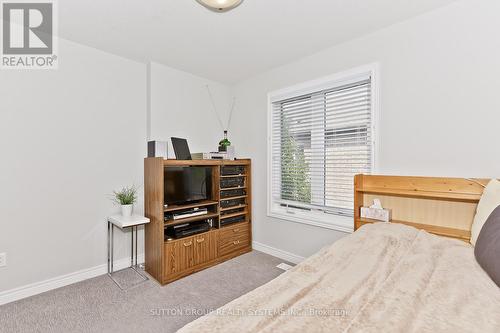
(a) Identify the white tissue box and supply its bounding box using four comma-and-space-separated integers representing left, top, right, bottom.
360, 207, 392, 222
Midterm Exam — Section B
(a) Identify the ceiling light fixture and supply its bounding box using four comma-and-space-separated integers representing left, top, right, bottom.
196, 0, 243, 13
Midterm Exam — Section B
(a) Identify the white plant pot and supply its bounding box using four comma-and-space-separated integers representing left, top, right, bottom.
121, 204, 133, 217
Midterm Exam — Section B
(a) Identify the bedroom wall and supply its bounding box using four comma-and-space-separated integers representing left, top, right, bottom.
0, 50, 232, 300
1, 0, 497, 299
149, 62, 233, 155
231, 0, 500, 258
0, 38, 147, 294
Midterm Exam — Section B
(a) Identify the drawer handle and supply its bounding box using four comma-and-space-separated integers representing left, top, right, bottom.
183, 241, 193, 247
233, 228, 240, 232
196, 238, 205, 243
233, 240, 241, 245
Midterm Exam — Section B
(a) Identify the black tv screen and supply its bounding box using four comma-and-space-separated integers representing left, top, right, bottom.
164, 167, 212, 205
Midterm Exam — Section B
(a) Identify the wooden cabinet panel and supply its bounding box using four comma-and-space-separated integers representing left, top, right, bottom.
146, 158, 252, 285
219, 223, 251, 257
164, 237, 194, 277
219, 235, 250, 257
194, 231, 218, 265
219, 222, 250, 240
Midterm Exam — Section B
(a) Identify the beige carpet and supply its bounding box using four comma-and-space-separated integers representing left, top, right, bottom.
0, 251, 290, 333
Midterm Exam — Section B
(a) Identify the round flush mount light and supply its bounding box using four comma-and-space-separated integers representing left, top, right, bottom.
196, 0, 244, 12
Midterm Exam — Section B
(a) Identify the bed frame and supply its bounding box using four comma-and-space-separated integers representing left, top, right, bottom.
354, 175, 489, 242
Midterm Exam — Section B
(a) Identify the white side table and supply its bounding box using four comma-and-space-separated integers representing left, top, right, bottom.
107, 214, 150, 290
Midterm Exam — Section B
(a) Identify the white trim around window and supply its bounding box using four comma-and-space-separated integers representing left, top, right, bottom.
267, 63, 380, 233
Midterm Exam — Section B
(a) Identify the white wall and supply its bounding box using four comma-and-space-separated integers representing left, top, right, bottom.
0, 51, 233, 297
231, 0, 500, 258
0, 39, 147, 292
149, 62, 233, 155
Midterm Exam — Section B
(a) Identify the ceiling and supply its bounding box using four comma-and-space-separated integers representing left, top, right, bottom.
59, 0, 457, 84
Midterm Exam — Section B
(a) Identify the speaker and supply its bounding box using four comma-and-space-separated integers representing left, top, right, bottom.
147, 141, 168, 158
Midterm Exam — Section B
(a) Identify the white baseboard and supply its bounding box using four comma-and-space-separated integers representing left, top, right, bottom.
0, 254, 144, 306
252, 241, 305, 265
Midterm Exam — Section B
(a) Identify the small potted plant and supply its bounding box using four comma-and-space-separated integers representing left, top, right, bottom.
112, 186, 137, 217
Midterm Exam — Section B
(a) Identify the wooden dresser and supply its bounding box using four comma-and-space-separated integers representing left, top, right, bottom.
144, 158, 252, 285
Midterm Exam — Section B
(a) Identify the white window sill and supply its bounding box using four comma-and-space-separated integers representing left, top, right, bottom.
267, 209, 354, 234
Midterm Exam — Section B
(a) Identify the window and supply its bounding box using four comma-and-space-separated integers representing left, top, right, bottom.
268, 65, 377, 232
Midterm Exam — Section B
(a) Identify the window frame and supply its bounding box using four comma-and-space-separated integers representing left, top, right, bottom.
267, 63, 380, 233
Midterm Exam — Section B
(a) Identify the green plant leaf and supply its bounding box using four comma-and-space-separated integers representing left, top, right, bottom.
111, 185, 138, 205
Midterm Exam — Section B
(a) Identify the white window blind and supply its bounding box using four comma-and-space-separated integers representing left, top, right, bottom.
270, 76, 373, 221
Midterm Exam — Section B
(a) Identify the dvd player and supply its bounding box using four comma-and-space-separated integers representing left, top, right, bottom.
220, 188, 246, 199
221, 166, 245, 176
220, 177, 244, 189
165, 207, 208, 221
220, 215, 246, 227
165, 221, 211, 239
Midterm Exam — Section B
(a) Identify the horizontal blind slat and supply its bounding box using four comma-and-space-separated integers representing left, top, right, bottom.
271, 76, 372, 217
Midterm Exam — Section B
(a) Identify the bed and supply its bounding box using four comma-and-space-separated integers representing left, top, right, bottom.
178, 176, 500, 333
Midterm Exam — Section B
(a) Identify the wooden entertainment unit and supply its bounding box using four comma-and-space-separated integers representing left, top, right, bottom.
144, 158, 252, 284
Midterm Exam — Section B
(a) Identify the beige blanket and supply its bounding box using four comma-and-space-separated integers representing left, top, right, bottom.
178, 223, 500, 333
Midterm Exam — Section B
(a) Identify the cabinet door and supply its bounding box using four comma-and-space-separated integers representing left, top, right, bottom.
164, 237, 194, 277
194, 231, 218, 266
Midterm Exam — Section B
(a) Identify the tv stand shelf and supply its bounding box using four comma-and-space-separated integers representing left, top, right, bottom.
220, 204, 247, 212
221, 211, 248, 219
164, 212, 220, 227
144, 158, 252, 285
164, 200, 219, 212
164, 227, 217, 243
221, 195, 247, 201
220, 186, 247, 191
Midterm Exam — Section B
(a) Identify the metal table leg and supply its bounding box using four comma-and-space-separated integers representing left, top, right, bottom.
107, 222, 148, 290
107, 221, 110, 274
130, 225, 148, 281
130, 225, 134, 267
111, 223, 114, 273
135, 226, 138, 267
107, 220, 113, 274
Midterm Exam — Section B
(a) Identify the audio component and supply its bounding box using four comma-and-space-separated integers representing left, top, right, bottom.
220, 189, 246, 199
165, 220, 211, 240
220, 177, 245, 189
221, 165, 245, 176
165, 207, 208, 221
147, 141, 168, 158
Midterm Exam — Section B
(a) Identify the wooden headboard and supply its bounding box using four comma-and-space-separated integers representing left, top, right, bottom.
354, 175, 489, 242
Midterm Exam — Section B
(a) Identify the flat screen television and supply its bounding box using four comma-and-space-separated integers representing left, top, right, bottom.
164, 167, 212, 205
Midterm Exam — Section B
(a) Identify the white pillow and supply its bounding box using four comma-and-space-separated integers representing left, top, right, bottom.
471, 179, 500, 246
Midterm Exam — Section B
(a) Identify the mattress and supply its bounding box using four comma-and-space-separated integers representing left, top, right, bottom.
177, 223, 500, 333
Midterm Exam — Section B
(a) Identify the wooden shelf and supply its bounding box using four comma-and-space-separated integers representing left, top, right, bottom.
220, 204, 247, 212
220, 174, 247, 178
220, 211, 248, 220
164, 228, 216, 243
164, 200, 218, 212
356, 218, 471, 241
220, 186, 246, 191
164, 212, 219, 227
220, 220, 249, 229
356, 187, 482, 202
353, 175, 485, 243
220, 195, 248, 201
163, 159, 251, 166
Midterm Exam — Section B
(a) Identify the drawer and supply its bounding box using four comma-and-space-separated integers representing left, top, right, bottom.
219, 224, 250, 257
219, 222, 250, 241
